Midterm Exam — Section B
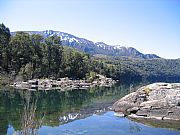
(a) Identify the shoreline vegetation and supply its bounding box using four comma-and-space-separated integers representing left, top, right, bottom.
1, 23, 180, 132
10, 74, 116, 90
1, 23, 180, 87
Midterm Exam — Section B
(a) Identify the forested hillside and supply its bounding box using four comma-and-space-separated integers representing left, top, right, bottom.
1, 23, 180, 85
92, 56, 180, 83
0, 24, 92, 83
11, 30, 160, 59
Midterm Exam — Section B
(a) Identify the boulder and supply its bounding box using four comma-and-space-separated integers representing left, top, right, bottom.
113, 101, 137, 113
113, 83, 180, 121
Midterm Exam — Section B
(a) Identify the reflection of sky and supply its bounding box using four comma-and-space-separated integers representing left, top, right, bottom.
2, 86, 180, 135
0, 84, 128, 135
7, 125, 15, 135
8, 111, 178, 135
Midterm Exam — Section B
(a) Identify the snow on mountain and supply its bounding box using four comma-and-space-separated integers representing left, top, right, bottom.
11, 30, 160, 59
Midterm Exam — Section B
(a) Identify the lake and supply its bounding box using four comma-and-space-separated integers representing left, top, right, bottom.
0, 84, 180, 135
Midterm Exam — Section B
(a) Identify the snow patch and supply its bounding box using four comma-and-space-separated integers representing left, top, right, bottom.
69, 37, 79, 43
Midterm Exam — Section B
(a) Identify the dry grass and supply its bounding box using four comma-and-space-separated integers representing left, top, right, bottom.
144, 87, 152, 95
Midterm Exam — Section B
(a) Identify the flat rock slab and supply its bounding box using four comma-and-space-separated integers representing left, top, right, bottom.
113, 83, 180, 121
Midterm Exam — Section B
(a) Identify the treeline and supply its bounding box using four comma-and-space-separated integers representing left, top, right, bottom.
0, 23, 93, 83
92, 56, 180, 83
1, 23, 180, 84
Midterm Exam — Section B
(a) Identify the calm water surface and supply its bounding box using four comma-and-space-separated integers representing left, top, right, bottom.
0, 84, 180, 135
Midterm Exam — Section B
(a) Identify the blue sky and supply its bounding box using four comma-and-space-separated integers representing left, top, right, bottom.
1, 0, 180, 59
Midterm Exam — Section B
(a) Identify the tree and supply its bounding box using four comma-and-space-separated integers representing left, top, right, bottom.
0, 23, 11, 71
9, 32, 33, 74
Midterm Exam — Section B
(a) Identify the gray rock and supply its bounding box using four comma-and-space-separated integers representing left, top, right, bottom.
113, 83, 180, 121
114, 112, 125, 117
136, 109, 148, 117
127, 107, 139, 113
113, 101, 136, 113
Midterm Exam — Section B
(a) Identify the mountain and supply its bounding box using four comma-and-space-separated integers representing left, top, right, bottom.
11, 30, 160, 59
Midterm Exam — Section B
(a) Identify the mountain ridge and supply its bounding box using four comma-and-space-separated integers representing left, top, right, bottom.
11, 30, 160, 59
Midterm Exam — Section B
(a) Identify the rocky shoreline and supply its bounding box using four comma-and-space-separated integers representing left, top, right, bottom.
113, 83, 180, 121
11, 74, 116, 90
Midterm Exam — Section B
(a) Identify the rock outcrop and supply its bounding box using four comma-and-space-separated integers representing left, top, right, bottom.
11, 74, 116, 90
113, 83, 180, 121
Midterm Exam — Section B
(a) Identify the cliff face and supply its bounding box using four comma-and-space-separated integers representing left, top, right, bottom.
113, 83, 180, 121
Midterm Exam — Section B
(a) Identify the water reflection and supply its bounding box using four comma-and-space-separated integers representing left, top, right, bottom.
2, 83, 178, 135
38, 112, 180, 135
14, 91, 41, 135
129, 120, 142, 133
0, 84, 130, 134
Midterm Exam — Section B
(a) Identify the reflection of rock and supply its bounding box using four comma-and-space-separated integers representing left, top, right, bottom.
128, 117, 180, 130
129, 120, 142, 133
113, 83, 180, 121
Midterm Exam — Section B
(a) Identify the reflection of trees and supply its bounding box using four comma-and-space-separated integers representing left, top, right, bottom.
1, 84, 136, 134
15, 91, 42, 135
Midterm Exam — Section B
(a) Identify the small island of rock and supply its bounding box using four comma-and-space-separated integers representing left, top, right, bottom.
11, 74, 116, 90
113, 83, 180, 121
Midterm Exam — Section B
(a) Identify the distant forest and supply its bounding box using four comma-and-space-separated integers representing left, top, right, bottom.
1, 23, 180, 85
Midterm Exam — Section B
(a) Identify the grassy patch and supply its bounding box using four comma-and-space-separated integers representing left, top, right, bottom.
144, 87, 152, 95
